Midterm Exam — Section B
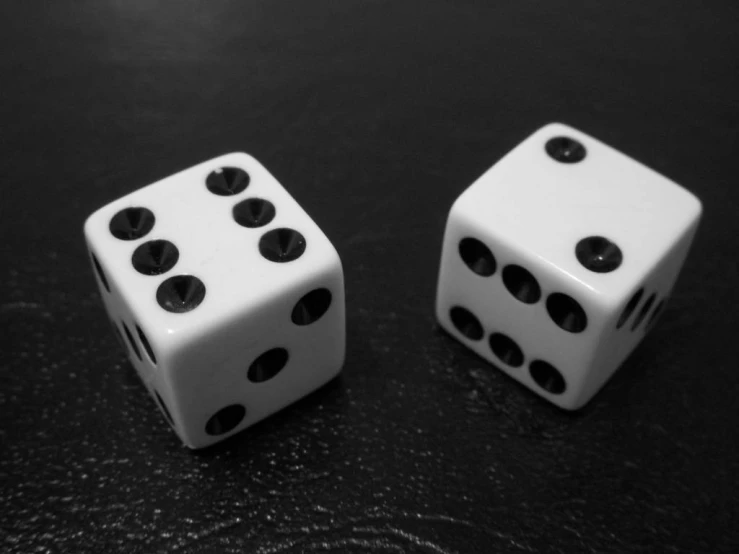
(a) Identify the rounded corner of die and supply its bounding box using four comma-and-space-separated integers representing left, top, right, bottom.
180, 432, 207, 450
225, 151, 259, 165
325, 239, 343, 264
446, 190, 474, 220
83, 208, 107, 245
536, 121, 576, 137
559, 395, 590, 412
447, 193, 467, 213
82, 213, 96, 240
315, 241, 345, 283
592, 288, 624, 313
687, 192, 704, 222
539, 121, 568, 130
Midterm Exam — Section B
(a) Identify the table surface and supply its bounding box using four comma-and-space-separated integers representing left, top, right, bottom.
2, 2, 738, 553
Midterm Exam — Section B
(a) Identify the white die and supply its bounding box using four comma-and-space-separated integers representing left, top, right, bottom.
435, 123, 702, 410
85, 153, 345, 448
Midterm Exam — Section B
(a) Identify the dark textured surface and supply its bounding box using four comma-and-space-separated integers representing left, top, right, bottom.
1, 1, 738, 552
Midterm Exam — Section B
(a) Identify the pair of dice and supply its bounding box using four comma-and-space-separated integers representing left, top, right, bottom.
85, 123, 701, 449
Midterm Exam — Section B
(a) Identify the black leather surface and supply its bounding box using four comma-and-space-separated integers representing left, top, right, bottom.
2, 2, 738, 552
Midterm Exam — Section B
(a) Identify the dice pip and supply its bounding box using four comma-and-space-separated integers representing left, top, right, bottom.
85, 153, 345, 448
436, 123, 702, 410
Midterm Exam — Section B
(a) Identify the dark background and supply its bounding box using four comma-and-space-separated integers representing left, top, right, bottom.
1, 1, 738, 552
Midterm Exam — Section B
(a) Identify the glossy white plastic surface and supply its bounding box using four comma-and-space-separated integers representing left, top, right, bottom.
436, 123, 701, 409
85, 153, 345, 448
